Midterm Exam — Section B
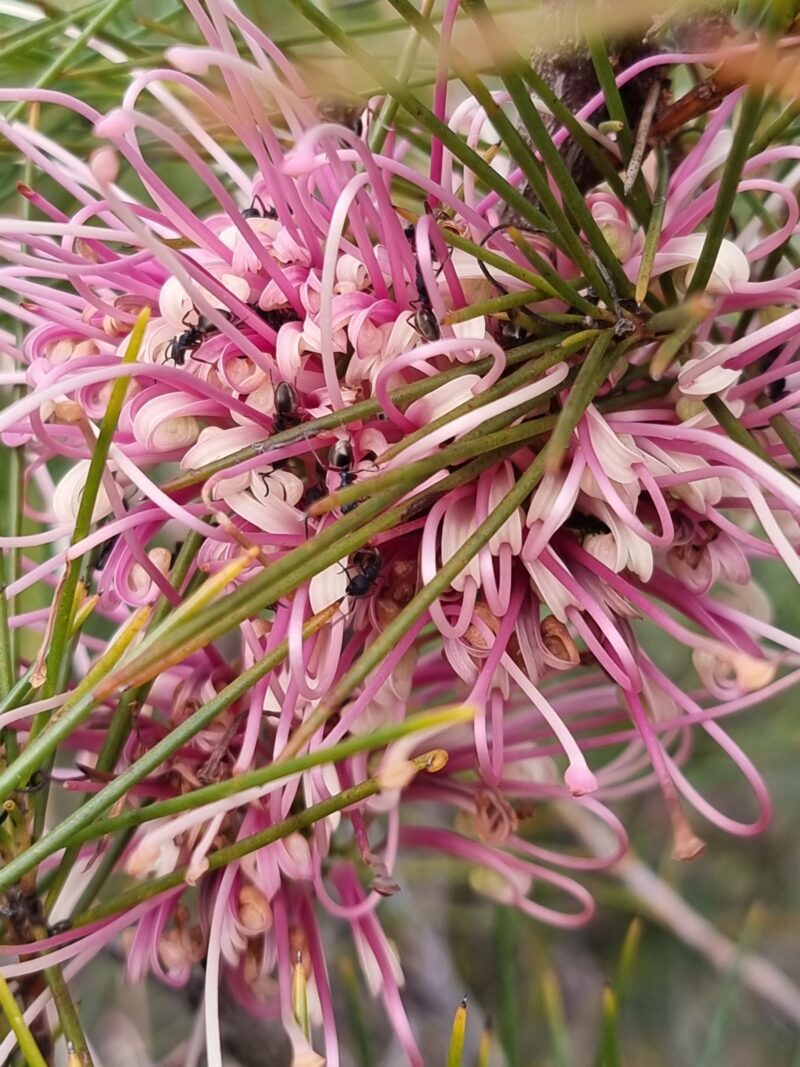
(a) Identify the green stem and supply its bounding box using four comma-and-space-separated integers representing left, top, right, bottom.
162, 334, 559, 494
338, 958, 374, 1067
545, 330, 616, 472
377, 344, 572, 465
102, 455, 451, 694
35, 309, 148, 720
585, 31, 648, 205
594, 987, 621, 1067
7, 0, 132, 122
31, 652, 74, 842
0, 975, 49, 1067
285, 0, 588, 262
649, 300, 712, 380
688, 91, 764, 294
1, 380, 25, 764
764, 409, 800, 468
0, 669, 34, 718
95, 532, 202, 776
704, 394, 778, 467
107, 395, 564, 698
750, 100, 800, 157
586, 33, 634, 156
44, 689, 148, 911
101, 333, 638, 708
1, 387, 24, 687
446, 287, 561, 323
369, 0, 434, 153
635, 148, 669, 306
279, 446, 556, 761
505, 228, 616, 321
0, 0, 104, 62
44, 963, 93, 1066
495, 906, 520, 1067
321, 407, 559, 514
78, 707, 472, 849
0, 587, 13, 705
0, 607, 150, 806
0, 605, 335, 893
467, 0, 633, 297
541, 965, 571, 1067
442, 229, 593, 308
68, 828, 133, 917
382, 0, 614, 300
72, 751, 443, 927
517, 63, 632, 216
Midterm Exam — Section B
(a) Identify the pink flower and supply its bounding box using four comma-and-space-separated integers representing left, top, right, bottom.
1, 9, 800, 1066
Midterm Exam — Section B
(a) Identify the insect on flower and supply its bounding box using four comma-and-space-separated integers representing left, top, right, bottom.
328, 437, 365, 514
273, 381, 303, 434
409, 267, 441, 342
166, 309, 229, 366
241, 194, 277, 221
317, 95, 370, 137
345, 546, 382, 598
5, 3, 800, 1064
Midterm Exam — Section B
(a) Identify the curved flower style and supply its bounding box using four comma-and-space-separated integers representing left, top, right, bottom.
1, 2, 800, 1065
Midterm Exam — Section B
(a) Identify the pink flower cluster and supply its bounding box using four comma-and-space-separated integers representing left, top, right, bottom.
1, 2, 800, 1063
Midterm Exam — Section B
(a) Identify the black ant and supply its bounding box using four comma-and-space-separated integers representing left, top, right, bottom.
258, 382, 304, 483
403, 221, 444, 342
477, 222, 579, 337
95, 531, 119, 570
758, 352, 787, 403
409, 266, 441, 342
329, 438, 362, 513
345, 547, 382, 598
566, 510, 611, 538
302, 480, 327, 512
273, 381, 303, 435
241, 195, 277, 221
166, 309, 229, 367
252, 305, 301, 332
302, 438, 375, 521
0, 886, 72, 940
0, 887, 45, 940
499, 315, 537, 349
318, 97, 369, 138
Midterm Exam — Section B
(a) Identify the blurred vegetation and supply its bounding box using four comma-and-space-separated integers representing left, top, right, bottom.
1, 1, 799, 1065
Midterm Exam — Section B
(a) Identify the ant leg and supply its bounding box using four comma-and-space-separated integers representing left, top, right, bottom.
584, 249, 636, 338
477, 224, 568, 334
14, 770, 49, 794
190, 350, 216, 367
434, 245, 454, 279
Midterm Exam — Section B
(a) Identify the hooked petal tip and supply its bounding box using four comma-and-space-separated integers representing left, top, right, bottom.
94, 109, 131, 139
166, 45, 209, 74
564, 764, 598, 797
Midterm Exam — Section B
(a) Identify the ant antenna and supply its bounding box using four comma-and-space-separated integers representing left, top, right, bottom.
478, 223, 568, 334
